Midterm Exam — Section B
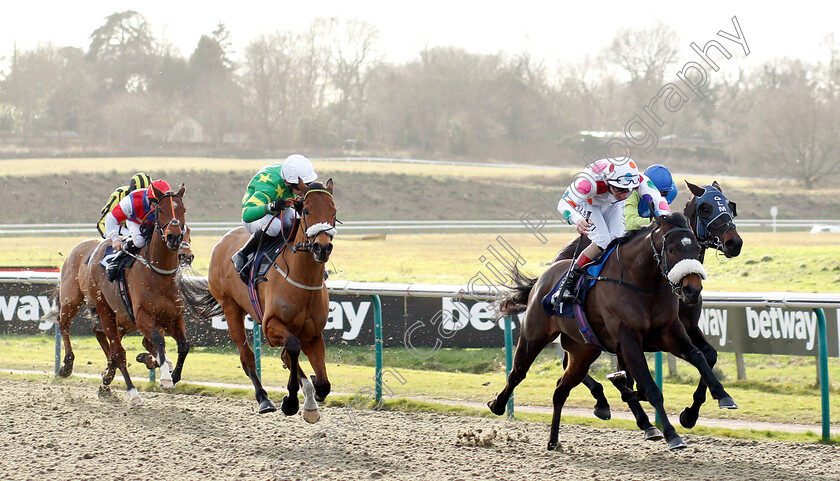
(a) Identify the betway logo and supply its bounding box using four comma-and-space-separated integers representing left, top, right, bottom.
697, 308, 727, 346
0, 295, 57, 330
746, 307, 818, 350
211, 301, 370, 341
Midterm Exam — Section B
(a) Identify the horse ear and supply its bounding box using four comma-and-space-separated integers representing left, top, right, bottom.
685, 180, 705, 197
177, 184, 186, 197
151, 185, 164, 201
325, 178, 334, 194
712, 180, 722, 191
297, 177, 308, 193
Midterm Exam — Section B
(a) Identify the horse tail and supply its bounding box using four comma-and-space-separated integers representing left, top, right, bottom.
42, 284, 60, 323
176, 274, 224, 320
496, 264, 537, 316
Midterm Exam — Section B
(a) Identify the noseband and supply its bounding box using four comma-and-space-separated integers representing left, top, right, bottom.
152, 192, 184, 250
650, 225, 706, 295
294, 188, 337, 252
693, 187, 737, 251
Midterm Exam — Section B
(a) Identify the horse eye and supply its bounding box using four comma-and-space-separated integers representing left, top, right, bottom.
303, 208, 310, 215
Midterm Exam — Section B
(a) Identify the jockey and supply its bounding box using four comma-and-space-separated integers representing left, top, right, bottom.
103, 179, 172, 281
624, 164, 678, 231
555, 158, 671, 303
97, 172, 153, 237
230, 154, 318, 277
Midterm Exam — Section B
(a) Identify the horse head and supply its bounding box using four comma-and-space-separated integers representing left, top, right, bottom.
651, 212, 706, 306
295, 178, 336, 264
178, 225, 195, 266
684, 181, 742, 258
151, 184, 187, 252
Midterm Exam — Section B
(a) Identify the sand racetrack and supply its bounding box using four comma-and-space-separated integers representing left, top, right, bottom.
0, 377, 837, 481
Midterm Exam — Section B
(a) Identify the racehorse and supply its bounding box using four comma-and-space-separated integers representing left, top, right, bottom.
54, 184, 189, 406
488, 212, 737, 450
51, 224, 195, 374
552, 181, 742, 435
179, 179, 336, 423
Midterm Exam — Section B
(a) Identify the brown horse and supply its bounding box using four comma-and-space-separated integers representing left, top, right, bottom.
180, 179, 335, 423
489, 212, 737, 450
55, 184, 189, 406
553, 181, 742, 435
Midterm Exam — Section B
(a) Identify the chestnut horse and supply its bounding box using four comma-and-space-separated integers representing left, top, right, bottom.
55, 185, 189, 406
489, 212, 737, 450
553, 181, 742, 435
179, 179, 335, 423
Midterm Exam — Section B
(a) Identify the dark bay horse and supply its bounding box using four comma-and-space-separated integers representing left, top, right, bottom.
553, 181, 742, 434
489, 212, 737, 450
55, 184, 189, 406
180, 179, 335, 423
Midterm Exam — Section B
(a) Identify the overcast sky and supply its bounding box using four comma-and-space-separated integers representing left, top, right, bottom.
1, 1, 835, 71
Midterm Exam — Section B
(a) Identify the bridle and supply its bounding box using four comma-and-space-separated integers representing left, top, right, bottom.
649, 223, 703, 296
692, 187, 737, 253
293, 188, 337, 253
127, 191, 184, 276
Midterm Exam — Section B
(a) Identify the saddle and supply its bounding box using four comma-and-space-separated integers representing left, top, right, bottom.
541, 242, 619, 353
241, 215, 299, 285
91, 246, 136, 323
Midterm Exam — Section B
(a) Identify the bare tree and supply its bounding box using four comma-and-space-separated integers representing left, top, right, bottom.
0, 44, 61, 142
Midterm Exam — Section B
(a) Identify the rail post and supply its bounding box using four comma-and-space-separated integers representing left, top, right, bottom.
654, 351, 663, 426
373, 295, 383, 404
254, 321, 262, 381
504, 315, 515, 419
54, 322, 61, 376
814, 308, 830, 441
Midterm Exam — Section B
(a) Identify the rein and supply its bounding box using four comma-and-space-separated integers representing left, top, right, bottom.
294, 188, 337, 253
127, 191, 184, 276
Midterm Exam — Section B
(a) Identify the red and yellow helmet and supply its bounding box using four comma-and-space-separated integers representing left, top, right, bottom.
147, 180, 172, 200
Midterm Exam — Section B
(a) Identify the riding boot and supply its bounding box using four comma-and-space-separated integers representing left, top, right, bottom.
559, 264, 585, 304
231, 230, 266, 278
106, 240, 138, 282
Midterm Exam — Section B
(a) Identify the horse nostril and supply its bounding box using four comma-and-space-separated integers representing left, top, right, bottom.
326, 244, 333, 255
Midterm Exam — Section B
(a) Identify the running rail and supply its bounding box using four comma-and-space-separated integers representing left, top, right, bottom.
1, 272, 834, 440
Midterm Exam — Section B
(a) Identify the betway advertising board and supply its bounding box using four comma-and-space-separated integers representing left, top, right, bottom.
1, 280, 838, 356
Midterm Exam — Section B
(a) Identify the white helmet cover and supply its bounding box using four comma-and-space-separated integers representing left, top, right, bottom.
604, 159, 641, 189
280, 154, 318, 184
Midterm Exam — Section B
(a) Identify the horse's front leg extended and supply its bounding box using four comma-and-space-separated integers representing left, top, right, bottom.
169, 315, 191, 385
618, 325, 685, 450
303, 335, 330, 403
665, 322, 736, 410
279, 336, 301, 416
680, 326, 718, 428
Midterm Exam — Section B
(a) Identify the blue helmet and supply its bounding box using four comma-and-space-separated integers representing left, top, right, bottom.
638, 164, 677, 217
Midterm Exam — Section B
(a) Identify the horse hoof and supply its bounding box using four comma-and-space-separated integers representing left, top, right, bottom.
644, 426, 664, 441
668, 437, 687, 450
679, 407, 698, 429
718, 396, 738, 409
258, 399, 277, 414
281, 395, 299, 416
547, 441, 562, 451
160, 379, 174, 391
487, 399, 505, 416
58, 366, 73, 378
303, 409, 320, 424
593, 406, 611, 421
98, 385, 112, 399
606, 370, 626, 381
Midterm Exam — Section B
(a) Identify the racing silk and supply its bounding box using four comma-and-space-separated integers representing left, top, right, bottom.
557, 159, 671, 226
241, 161, 297, 223
104, 189, 156, 241
97, 186, 130, 237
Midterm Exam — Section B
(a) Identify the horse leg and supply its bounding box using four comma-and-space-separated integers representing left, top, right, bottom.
92, 324, 118, 387
168, 316, 191, 385
617, 326, 684, 450
56, 294, 85, 378
607, 360, 661, 440
151, 329, 174, 390
302, 335, 330, 402
137, 336, 160, 370
222, 299, 275, 413
295, 360, 320, 424
488, 331, 554, 416
98, 309, 142, 406
274, 335, 301, 416
679, 327, 717, 428
547, 337, 601, 451
563, 352, 611, 420
663, 322, 736, 411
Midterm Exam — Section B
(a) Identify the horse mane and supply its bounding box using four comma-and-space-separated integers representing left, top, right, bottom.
614, 212, 690, 246
306, 181, 326, 191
